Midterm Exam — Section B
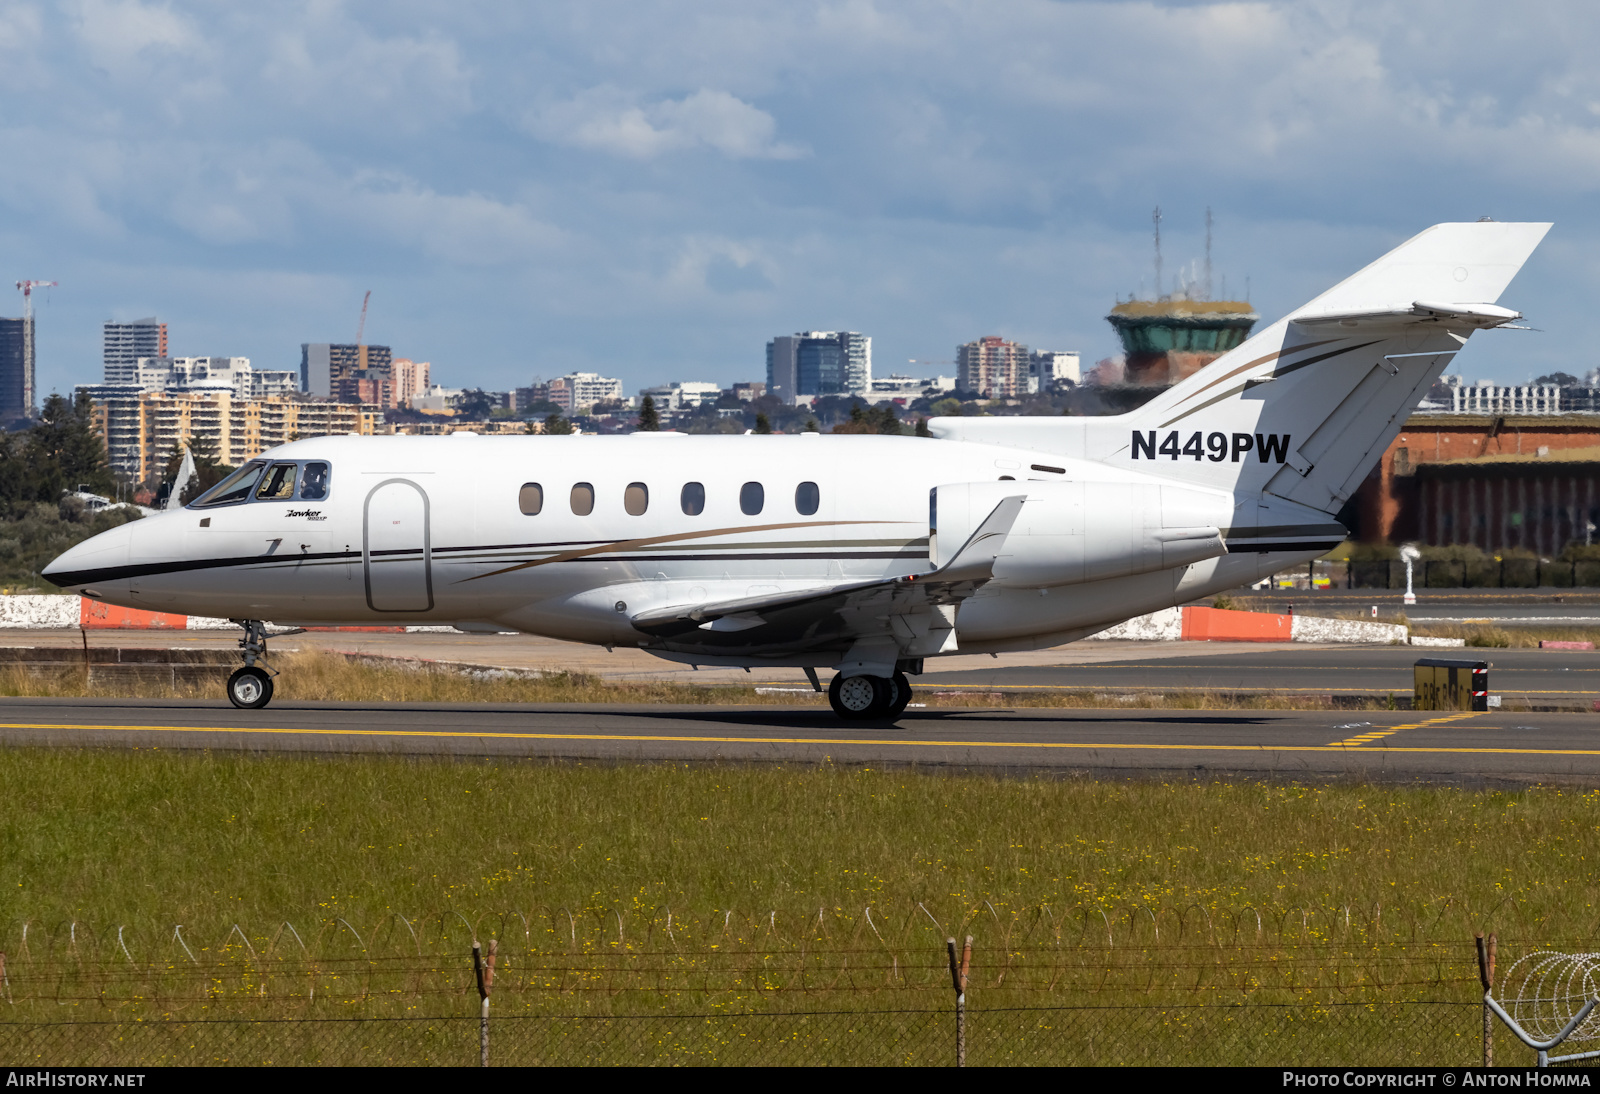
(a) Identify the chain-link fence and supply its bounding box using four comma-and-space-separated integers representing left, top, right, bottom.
0, 1001, 1498, 1066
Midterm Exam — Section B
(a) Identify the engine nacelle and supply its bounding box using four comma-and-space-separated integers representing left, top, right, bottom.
930, 477, 1231, 588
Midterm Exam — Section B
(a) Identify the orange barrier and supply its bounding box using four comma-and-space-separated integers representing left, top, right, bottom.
1180, 606, 1292, 642
79, 599, 188, 630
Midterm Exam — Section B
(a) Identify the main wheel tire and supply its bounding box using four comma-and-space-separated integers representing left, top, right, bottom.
886, 671, 913, 717
828, 673, 890, 719
227, 666, 274, 709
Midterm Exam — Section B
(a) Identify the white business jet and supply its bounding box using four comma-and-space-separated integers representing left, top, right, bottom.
44, 222, 1549, 716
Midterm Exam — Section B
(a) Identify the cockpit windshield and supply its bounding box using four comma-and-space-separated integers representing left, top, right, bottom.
255, 463, 298, 501
189, 461, 267, 509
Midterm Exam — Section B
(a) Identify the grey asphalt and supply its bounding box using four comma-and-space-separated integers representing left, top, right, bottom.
916, 646, 1600, 704
1241, 589, 1600, 625
3, 697, 1599, 784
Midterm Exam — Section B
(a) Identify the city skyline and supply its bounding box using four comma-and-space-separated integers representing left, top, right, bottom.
2, 2, 1595, 405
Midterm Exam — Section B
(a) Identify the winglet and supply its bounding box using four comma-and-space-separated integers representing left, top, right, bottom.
929, 495, 1025, 583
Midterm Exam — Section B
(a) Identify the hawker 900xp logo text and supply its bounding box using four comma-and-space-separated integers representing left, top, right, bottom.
1132, 430, 1292, 463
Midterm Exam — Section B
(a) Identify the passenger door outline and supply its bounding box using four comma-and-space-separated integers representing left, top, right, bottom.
363, 478, 433, 612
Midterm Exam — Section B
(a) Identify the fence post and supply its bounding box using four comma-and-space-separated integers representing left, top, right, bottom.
1477, 932, 1497, 1067
474, 939, 496, 1066
947, 935, 971, 1067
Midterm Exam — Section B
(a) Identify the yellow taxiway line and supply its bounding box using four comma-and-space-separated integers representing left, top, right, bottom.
1, 717, 1599, 757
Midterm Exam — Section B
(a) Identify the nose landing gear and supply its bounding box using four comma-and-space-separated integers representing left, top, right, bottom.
226, 619, 276, 709
827, 671, 912, 720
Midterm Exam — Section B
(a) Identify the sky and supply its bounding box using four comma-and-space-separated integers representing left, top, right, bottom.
4, 0, 1600, 400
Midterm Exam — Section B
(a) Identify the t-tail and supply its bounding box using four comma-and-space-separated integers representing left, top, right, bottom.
932, 221, 1552, 526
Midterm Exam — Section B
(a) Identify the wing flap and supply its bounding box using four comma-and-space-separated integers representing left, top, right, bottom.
628, 495, 1025, 648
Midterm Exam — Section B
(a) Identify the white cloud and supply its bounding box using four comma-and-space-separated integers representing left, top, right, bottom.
527, 87, 806, 160
259, 22, 472, 130
338, 175, 565, 266
0, 3, 42, 51
69, 0, 201, 74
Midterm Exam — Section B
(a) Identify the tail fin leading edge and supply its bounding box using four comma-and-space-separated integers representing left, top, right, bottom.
926, 222, 1550, 518
1124, 221, 1550, 513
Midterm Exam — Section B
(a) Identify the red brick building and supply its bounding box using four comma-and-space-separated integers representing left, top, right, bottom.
1350, 414, 1600, 550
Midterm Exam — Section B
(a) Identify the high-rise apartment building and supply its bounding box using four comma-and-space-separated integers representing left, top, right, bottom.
548, 372, 623, 414
765, 331, 871, 401
102, 319, 168, 384
957, 336, 1030, 398
391, 358, 430, 406
88, 391, 381, 482
301, 343, 393, 403
0, 317, 31, 424
78, 357, 298, 405
1029, 350, 1081, 392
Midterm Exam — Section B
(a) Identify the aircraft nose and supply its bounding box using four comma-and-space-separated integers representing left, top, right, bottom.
42, 520, 136, 590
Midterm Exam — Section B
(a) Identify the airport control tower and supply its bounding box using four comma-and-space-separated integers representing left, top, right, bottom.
1106, 209, 1257, 387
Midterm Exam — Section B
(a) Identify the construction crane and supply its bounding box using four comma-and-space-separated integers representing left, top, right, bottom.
14, 280, 57, 414
355, 290, 370, 370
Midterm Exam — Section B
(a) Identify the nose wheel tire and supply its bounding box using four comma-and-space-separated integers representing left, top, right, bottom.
828, 672, 910, 720
227, 666, 274, 709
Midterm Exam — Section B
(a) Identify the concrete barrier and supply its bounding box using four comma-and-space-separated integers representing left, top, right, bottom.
1089, 606, 1412, 645
1290, 615, 1408, 644
0, 596, 80, 628
1087, 607, 1183, 641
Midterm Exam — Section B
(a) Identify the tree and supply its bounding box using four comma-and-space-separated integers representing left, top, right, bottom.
803, 417, 819, 433
638, 395, 660, 432
20, 393, 115, 502
543, 413, 573, 436
916, 417, 932, 437
457, 388, 497, 420
831, 404, 904, 435
1535, 372, 1581, 388
754, 413, 771, 435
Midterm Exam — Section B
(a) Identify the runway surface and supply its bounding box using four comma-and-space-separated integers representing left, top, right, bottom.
7, 627, 1600, 703
917, 646, 1600, 705
1242, 589, 1600, 625
4, 697, 1600, 783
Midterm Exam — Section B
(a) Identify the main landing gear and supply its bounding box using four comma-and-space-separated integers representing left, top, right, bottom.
226, 619, 276, 710
827, 671, 913, 720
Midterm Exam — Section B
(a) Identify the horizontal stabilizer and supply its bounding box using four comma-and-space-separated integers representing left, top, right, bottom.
1291, 301, 1523, 330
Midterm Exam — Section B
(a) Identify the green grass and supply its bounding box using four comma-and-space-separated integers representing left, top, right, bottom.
0, 751, 1595, 1024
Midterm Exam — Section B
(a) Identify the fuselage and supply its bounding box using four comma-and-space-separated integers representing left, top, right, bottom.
44, 432, 1329, 666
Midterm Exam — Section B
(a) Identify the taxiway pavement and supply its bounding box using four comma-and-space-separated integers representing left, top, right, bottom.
1, 698, 1598, 784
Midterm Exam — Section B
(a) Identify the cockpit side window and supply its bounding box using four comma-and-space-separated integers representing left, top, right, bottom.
255, 463, 299, 501
189, 461, 268, 509
299, 462, 331, 501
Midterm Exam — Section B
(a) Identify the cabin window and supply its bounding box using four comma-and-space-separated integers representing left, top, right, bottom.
740, 481, 764, 516
189, 460, 267, 509
795, 481, 819, 516
299, 462, 331, 501
681, 482, 705, 516
255, 463, 298, 501
624, 482, 649, 516
570, 482, 595, 516
519, 483, 544, 515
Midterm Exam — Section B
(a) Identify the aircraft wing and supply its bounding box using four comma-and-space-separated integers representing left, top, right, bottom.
628, 495, 1025, 655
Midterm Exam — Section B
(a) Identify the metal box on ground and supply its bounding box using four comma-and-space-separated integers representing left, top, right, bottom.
1413, 658, 1488, 712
